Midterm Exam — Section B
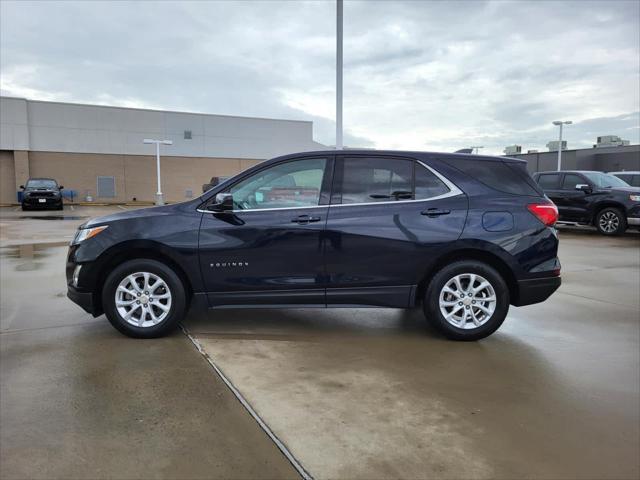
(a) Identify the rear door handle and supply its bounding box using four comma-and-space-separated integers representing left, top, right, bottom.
421, 208, 451, 217
291, 214, 321, 224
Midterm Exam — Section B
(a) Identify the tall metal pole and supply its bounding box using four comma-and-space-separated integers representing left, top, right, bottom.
556, 123, 563, 171
336, 0, 343, 150
155, 142, 164, 205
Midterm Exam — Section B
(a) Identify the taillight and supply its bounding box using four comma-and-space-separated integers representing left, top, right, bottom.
527, 202, 558, 227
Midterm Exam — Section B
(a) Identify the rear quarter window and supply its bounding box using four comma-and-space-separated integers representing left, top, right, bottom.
441, 158, 540, 196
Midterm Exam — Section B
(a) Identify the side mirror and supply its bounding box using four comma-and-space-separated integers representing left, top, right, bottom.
19, 185, 24, 190
59, 185, 64, 190
576, 184, 592, 193
207, 193, 234, 213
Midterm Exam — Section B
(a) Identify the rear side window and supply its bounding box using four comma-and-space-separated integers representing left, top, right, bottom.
537, 173, 561, 189
415, 164, 449, 199
340, 157, 413, 204
442, 158, 540, 196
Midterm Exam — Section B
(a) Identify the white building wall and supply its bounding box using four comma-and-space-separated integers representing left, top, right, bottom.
0, 96, 323, 159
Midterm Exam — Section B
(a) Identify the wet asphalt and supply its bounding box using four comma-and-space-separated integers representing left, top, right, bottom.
1, 206, 639, 479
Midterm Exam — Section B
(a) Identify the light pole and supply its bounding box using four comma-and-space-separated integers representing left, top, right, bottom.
336, 0, 343, 150
143, 138, 173, 205
552, 120, 572, 171
470, 146, 484, 154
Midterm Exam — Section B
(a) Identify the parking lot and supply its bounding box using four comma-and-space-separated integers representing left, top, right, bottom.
1, 205, 639, 479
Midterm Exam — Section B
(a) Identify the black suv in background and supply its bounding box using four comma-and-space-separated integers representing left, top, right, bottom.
609, 171, 640, 187
533, 170, 640, 235
67, 150, 561, 340
20, 178, 64, 210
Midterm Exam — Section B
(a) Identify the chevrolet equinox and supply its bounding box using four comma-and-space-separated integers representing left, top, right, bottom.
67, 150, 561, 340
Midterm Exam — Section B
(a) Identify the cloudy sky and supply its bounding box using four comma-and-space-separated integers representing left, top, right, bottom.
1, 0, 638, 154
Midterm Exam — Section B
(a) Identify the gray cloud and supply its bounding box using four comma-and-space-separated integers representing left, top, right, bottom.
1, 0, 638, 154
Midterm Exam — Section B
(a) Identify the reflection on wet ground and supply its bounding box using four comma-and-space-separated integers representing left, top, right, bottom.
0, 242, 70, 271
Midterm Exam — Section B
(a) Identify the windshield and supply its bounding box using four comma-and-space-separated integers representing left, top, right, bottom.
582, 172, 630, 188
26, 179, 58, 189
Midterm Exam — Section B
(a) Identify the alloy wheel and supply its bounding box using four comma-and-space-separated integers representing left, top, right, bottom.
439, 273, 497, 329
599, 211, 620, 234
115, 272, 172, 328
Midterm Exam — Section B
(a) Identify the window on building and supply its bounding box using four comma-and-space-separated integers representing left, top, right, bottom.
184, 130, 192, 140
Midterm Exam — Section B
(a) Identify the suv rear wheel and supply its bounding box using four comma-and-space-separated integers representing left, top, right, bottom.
102, 259, 187, 338
595, 207, 626, 236
423, 260, 509, 341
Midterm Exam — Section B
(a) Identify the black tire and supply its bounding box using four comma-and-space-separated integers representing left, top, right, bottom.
56, 203, 63, 210
595, 207, 626, 236
423, 260, 510, 341
102, 259, 187, 338
21, 204, 28, 211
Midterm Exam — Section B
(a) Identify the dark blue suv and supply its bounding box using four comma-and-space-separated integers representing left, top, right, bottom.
66, 150, 561, 341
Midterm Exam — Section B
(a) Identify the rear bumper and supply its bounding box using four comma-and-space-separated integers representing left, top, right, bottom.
67, 285, 102, 317
513, 276, 561, 307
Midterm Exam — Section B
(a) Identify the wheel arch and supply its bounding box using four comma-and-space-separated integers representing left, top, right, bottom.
415, 247, 519, 306
90, 240, 194, 313
590, 201, 627, 225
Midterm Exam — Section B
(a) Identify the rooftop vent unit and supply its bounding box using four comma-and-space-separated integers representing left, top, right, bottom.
546, 140, 567, 152
594, 135, 629, 148
503, 145, 522, 155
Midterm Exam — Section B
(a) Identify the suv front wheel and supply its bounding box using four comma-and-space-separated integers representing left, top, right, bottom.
595, 207, 626, 236
424, 260, 510, 341
102, 259, 187, 338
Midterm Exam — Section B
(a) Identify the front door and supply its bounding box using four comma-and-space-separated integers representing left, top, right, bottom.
198, 156, 332, 307
324, 155, 468, 307
554, 172, 592, 222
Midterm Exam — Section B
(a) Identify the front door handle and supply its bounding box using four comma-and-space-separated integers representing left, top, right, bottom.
291, 214, 322, 224
421, 208, 451, 217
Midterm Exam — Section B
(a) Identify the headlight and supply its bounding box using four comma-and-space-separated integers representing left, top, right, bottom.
73, 225, 108, 244
630, 194, 640, 202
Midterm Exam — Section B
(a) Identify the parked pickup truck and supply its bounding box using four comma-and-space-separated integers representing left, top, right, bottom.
533, 170, 640, 235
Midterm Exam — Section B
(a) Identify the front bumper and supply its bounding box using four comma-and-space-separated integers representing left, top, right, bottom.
23, 197, 62, 208
67, 285, 102, 317
513, 276, 561, 307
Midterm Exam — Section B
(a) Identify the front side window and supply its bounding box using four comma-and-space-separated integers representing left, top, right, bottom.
229, 157, 326, 210
561, 173, 586, 190
340, 157, 413, 204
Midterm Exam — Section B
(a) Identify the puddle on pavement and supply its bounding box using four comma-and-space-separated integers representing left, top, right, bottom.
0, 242, 69, 271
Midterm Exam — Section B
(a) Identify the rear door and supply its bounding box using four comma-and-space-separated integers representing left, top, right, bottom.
535, 172, 563, 210
323, 155, 467, 307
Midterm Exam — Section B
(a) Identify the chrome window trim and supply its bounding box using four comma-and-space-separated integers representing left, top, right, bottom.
197, 160, 463, 214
